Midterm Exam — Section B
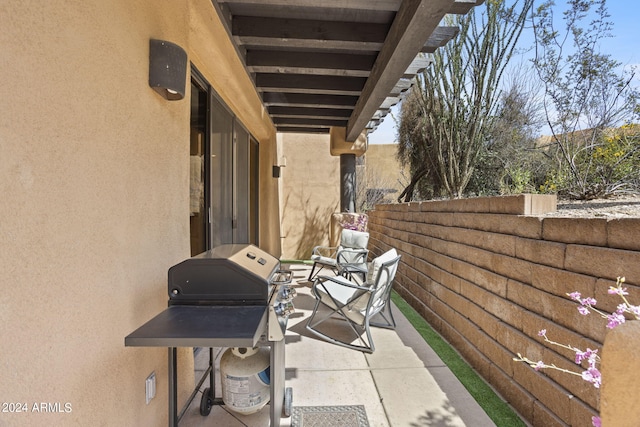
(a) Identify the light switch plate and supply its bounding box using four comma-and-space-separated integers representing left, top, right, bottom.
146, 372, 156, 404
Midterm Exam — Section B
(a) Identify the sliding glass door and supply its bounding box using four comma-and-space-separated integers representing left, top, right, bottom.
209, 94, 234, 247
189, 67, 259, 255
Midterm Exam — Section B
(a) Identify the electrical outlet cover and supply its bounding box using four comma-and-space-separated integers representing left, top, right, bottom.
146, 372, 156, 404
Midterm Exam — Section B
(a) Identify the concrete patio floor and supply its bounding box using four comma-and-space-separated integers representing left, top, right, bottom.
180, 263, 497, 427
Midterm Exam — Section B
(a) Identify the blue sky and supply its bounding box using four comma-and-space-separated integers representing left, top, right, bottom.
368, 0, 639, 144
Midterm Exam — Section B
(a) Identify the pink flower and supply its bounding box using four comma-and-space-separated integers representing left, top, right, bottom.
534, 361, 546, 371
608, 286, 628, 296
592, 416, 601, 427
538, 329, 547, 337
606, 312, 626, 329
575, 348, 598, 365
568, 291, 582, 301
582, 297, 597, 306
581, 366, 602, 388
578, 306, 590, 315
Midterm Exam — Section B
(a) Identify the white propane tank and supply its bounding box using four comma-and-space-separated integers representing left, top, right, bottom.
220, 347, 271, 415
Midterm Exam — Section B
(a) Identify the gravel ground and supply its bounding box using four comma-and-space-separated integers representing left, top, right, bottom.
541, 195, 640, 218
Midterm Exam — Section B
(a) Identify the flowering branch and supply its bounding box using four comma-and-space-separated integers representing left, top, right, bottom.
568, 277, 640, 328
512, 353, 588, 378
512, 328, 602, 388
513, 277, 635, 427
339, 214, 368, 232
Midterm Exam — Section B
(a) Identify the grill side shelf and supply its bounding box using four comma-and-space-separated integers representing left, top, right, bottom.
125, 305, 268, 348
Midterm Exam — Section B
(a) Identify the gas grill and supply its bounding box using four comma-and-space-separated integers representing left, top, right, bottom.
125, 244, 295, 426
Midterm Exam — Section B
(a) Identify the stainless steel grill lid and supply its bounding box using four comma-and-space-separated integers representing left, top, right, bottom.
168, 244, 280, 304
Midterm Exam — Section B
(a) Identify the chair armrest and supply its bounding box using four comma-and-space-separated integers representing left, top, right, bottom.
314, 274, 371, 291
336, 248, 368, 265
337, 262, 369, 284
311, 245, 338, 258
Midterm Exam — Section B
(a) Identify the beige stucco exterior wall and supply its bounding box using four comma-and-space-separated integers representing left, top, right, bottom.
278, 141, 408, 259
278, 133, 340, 259
363, 144, 408, 204
601, 321, 640, 426
0, 1, 279, 426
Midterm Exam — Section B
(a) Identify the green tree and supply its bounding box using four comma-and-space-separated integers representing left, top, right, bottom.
532, 0, 640, 199
397, 0, 534, 201
467, 67, 549, 195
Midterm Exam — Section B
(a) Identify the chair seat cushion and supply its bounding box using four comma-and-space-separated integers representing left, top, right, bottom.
311, 254, 337, 266
315, 276, 368, 324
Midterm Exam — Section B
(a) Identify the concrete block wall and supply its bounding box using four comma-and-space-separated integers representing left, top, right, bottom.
367, 195, 640, 426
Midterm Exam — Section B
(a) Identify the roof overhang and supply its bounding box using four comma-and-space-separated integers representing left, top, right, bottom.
211, 0, 483, 141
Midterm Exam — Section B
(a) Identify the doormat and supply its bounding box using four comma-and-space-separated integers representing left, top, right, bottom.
291, 405, 369, 427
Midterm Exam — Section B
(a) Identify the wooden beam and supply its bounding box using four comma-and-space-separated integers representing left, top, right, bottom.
421, 26, 460, 53
232, 16, 390, 43
346, 0, 456, 141
219, 0, 402, 12
268, 106, 352, 119
255, 73, 366, 96
403, 54, 432, 78
379, 96, 401, 110
276, 126, 330, 134
272, 117, 348, 127
246, 50, 375, 77
262, 92, 358, 109
237, 37, 383, 51
448, 0, 484, 15
389, 78, 414, 96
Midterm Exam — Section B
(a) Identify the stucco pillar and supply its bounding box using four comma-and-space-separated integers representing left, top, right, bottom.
601, 320, 640, 426
340, 154, 356, 212
330, 126, 366, 214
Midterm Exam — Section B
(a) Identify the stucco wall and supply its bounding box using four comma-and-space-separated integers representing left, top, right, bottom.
1, 1, 279, 425
363, 144, 408, 201
278, 133, 340, 259
367, 195, 640, 427
601, 321, 640, 426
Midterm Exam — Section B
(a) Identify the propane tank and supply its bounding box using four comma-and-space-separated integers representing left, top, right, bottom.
220, 347, 271, 415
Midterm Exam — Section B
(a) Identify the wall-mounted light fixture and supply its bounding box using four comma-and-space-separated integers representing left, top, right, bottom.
149, 39, 187, 101
272, 156, 287, 178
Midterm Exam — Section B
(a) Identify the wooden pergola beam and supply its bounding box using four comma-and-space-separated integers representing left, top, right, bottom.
246, 50, 376, 77
255, 74, 366, 96
232, 16, 390, 44
219, 0, 402, 12
346, 0, 456, 141
262, 92, 359, 109
268, 106, 353, 119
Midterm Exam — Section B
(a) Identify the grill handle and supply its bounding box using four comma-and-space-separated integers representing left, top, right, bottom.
272, 269, 293, 285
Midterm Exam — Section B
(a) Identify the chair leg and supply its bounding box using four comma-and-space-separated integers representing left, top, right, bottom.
308, 263, 339, 282
369, 303, 396, 330
307, 262, 318, 281
363, 320, 376, 353
306, 302, 374, 353
308, 262, 329, 281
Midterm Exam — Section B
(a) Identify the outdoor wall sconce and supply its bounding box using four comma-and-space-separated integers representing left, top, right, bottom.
149, 39, 187, 101
272, 157, 287, 178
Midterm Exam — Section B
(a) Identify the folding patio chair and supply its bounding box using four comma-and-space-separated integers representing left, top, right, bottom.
307, 229, 369, 281
306, 248, 401, 353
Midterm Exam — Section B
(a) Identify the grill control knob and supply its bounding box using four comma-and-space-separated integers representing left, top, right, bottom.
280, 285, 297, 302
274, 301, 295, 317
